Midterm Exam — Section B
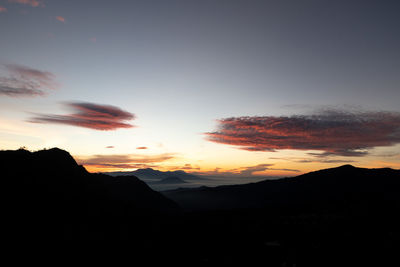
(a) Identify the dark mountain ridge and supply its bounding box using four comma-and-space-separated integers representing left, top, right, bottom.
1, 148, 179, 240
2, 148, 399, 265
163, 164, 400, 212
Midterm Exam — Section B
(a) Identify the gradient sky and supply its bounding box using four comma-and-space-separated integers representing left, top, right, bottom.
1, 0, 399, 178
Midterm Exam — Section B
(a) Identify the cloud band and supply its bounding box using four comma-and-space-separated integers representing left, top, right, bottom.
206, 110, 400, 156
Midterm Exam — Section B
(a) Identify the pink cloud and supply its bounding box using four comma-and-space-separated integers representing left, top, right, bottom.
56, 16, 65, 23
0, 6, 7, 12
29, 102, 136, 131
0, 64, 58, 97
76, 153, 175, 169
205, 110, 400, 157
8, 0, 41, 7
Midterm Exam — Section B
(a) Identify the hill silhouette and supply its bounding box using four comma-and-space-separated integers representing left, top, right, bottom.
161, 164, 400, 265
164, 164, 400, 212
1, 148, 179, 240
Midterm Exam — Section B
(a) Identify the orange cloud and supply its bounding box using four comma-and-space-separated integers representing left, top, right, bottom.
136, 146, 148, 150
76, 153, 175, 172
8, 0, 40, 7
56, 16, 65, 23
0, 6, 7, 12
206, 110, 400, 157
29, 102, 135, 130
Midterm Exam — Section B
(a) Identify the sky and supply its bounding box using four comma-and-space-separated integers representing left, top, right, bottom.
1, 0, 400, 179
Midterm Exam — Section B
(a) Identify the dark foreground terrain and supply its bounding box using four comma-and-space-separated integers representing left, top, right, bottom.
2, 148, 400, 265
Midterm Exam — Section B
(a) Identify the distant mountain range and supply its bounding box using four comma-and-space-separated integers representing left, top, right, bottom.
104, 168, 202, 191
104, 168, 200, 180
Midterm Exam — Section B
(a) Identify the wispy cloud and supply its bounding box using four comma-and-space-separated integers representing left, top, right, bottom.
0, 64, 58, 97
193, 164, 299, 178
105, 146, 114, 149
165, 163, 201, 172
206, 110, 400, 157
238, 164, 300, 176
296, 159, 355, 164
56, 16, 65, 23
29, 102, 135, 130
238, 163, 274, 176
0, 6, 7, 12
8, 0, 41, 7
76, 153, 175, 170
180, 163, 200, 171
268, 156, 356, 164
136, 146, 148, 150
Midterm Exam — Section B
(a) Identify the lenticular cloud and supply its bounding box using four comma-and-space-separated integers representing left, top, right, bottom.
205, 110, 400, 156
29, 102, 135, 131
0, 64, 58, 97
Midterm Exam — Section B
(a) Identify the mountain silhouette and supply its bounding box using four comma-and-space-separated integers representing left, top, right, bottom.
160, 165, 400, 265
157, 176, 188, 184
104, 167, 200, 181
1, 148, 179, 240
163, 164, 400, 212
2, 148, 399, 265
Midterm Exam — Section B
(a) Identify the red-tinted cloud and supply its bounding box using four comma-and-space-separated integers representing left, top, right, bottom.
206, 110, 400, 157
136, 146, 148, 150
76, 153, 175, 169
0, 64, 58, 97
56, 16, 65, 23
0, 6, 7, 12
106, 146, 114, 149
8, 0, 41, 7
29, 102, 135, 130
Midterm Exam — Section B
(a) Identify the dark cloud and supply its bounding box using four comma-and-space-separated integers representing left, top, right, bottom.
295, 159, 355, 164
105, 146, 114, 149
167, 163, 201, 171
239, 163, 274, 176
29, 102, 135, 130
239, 164, 300, 176
206, 110, 400, 157
0, 64, 58, 97
76, 153, 174, 169
0, 84, 44, 96
180, 163, 200, 171
269, 156, 356, 164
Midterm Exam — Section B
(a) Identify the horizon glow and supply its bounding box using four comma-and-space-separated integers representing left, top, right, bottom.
1, 0, 399, 178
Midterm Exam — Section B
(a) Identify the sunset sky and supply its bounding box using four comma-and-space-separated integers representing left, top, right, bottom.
1, 0, 399, 178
